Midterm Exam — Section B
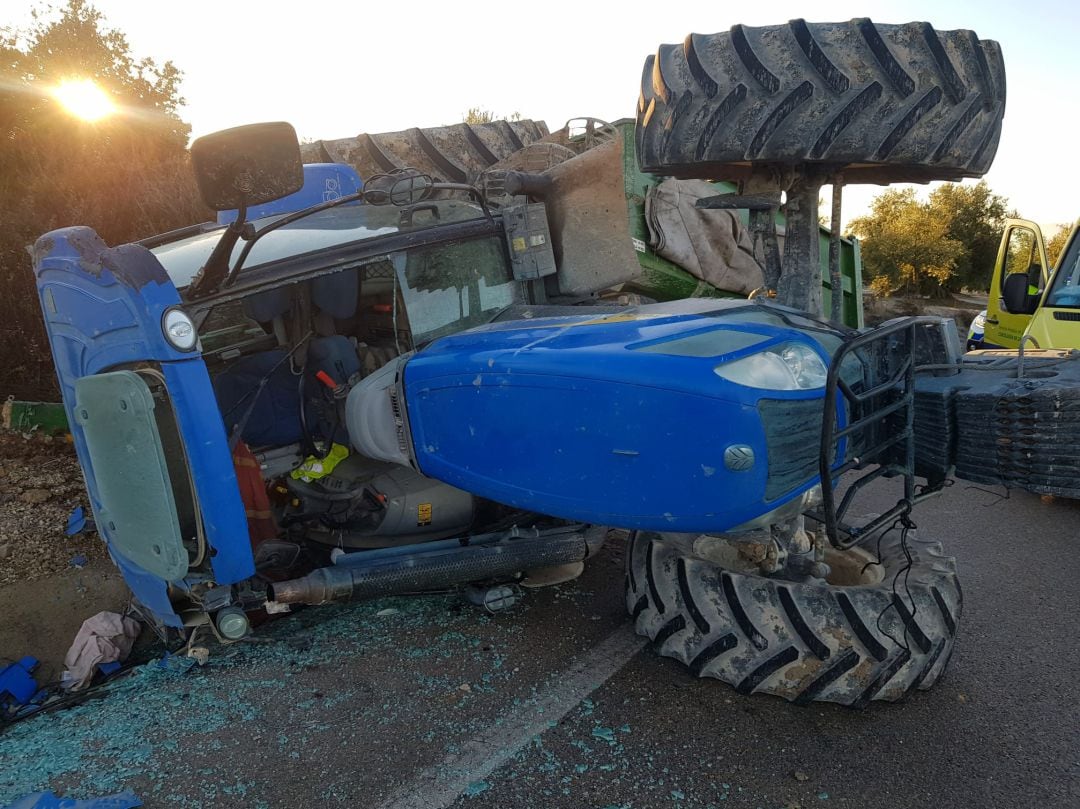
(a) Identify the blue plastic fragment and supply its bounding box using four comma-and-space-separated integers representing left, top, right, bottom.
0, 657, 42, 714
4, 790, 142, 809
97, 662, 122, 677
65, 507, 86, 536
69, 555, 88, 569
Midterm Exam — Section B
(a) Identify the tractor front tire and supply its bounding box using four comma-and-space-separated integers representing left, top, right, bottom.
625, 527, 961, 706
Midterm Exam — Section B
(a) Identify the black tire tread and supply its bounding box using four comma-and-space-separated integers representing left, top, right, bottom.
625, 528, 961, 706
636, 18, 1006, 183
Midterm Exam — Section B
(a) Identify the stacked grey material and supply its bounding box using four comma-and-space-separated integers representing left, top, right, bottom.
913, 384, 959, 482
913, 352, 1080, 497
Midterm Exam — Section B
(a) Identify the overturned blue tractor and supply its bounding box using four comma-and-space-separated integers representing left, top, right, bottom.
31, 20, 1010, 704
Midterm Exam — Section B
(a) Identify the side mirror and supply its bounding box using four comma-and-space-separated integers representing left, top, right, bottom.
1001, 272, 1037, 315
190, 122, 304, 212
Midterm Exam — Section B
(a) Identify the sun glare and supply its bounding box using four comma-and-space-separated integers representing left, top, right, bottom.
53, 79, 115, 122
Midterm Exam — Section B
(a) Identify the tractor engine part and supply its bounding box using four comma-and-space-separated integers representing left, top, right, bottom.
214, 607, 250, 640
464, 584, 521, 613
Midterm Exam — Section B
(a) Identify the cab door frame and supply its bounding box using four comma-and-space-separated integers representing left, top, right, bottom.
1027, 222, 1080, 349
984, 219, 1050, 349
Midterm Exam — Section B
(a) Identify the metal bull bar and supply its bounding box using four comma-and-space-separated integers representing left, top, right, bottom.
812, 316, 952, 550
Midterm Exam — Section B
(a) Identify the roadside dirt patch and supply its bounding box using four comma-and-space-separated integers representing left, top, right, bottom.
0, 431, 110, 586
863, 291, 985, 332
0, 559, 128, 681
0, 431, 127, 675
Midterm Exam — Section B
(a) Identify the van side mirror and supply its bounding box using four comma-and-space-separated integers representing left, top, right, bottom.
1001, 271, 1037, 315
190, 122, 304, 212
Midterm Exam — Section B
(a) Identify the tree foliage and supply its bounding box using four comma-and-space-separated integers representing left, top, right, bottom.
927, 181, 1011, 291
849, 181, 1012, 297
1, 1, 207, 398
848, 189, 964, 298
462, 107, 522, 124
1047, 221, 1078, 267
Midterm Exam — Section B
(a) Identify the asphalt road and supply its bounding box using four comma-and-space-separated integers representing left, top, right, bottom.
2, 480, 1078, 808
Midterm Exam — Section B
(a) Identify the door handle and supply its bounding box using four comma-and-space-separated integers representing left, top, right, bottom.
985, 316, 999, 324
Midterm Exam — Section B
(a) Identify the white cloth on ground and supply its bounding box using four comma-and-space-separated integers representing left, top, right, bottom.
62, 611, 140, 691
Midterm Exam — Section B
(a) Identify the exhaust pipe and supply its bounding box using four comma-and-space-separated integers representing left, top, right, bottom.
270, 525, 606, 605
503, 170, 553, 199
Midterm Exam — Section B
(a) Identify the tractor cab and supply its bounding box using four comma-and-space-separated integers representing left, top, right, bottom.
31, 122, 574, 637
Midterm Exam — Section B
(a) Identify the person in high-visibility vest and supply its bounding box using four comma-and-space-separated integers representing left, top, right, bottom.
1027, 263, 1043, 298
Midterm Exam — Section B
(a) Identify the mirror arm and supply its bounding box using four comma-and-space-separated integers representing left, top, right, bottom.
188, 203, 247, 299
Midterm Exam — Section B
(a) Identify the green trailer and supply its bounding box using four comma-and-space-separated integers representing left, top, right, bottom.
611, 120, 863, 326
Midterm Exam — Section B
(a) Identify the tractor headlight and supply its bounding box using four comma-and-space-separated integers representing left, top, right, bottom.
162, 307, 198, 351
714, 341, 827, 390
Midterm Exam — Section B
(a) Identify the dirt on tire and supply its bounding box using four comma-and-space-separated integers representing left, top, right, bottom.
625, 527, 962, 706
636, 19, 1006, 183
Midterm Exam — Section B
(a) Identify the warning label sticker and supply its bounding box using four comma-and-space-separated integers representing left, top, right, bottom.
417, 503, 433, 526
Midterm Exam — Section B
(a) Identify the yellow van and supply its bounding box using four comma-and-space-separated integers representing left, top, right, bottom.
978, 218, 1080, 350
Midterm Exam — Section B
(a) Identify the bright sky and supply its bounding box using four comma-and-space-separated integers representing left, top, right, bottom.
9, 0, 1080, 233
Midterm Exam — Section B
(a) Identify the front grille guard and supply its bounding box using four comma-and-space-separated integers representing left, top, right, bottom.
809, 317, 948, 550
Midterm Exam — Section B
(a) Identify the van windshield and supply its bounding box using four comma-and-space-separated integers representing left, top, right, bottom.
1045, 231, 1080, 308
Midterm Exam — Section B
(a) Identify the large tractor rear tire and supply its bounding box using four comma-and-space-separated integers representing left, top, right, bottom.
637, 19, 1006, 183
625, 527, 962, 706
